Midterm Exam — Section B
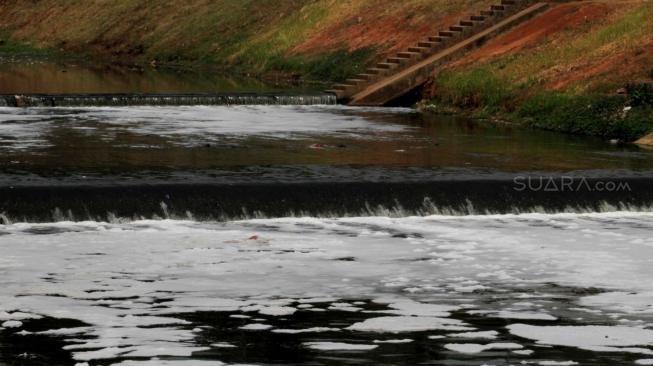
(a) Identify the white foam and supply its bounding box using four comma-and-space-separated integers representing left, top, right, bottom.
492, 311, 557, 321
112, 361, 225, 366
1, 213, 653, 363
0, 105, 408, 153
444, 343, 523, 354
239, 323, 273, 331
347, 316, 471, 333
508, 324, 653, 353
385, 300, 458, 317
447, 331, 499, 339
513, 349, 534, 355
581, 292, 653, 315
373, 339, 413, 344
1, 320, 23, 328
303, 342, 378, 351
0, 311, 42, 321
258, 306, 296, 316
211, 342, 237, 348
272, 327, 340, 334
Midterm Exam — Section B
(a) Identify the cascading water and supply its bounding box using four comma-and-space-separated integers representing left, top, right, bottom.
2, 177, 653, 223
2, 102, 653, 366
2, 93, 337, 107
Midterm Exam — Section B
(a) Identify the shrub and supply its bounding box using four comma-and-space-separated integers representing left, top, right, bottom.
627, 82, 653, 106
435, 68, 515, 112
519, 92, 653, 141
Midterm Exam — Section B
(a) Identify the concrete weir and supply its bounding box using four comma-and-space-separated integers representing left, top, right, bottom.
330, 0, 552, 106
636, 132, 653, 147
0, 93, 337, 107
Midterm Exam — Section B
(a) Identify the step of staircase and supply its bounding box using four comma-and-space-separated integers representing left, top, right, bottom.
329, 0, 552, 105
347, 2, 551, 106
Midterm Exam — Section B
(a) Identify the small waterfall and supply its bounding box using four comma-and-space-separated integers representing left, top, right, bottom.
2, 93, 338, 107
2, 177, 653, 224
0, 212, 11, 225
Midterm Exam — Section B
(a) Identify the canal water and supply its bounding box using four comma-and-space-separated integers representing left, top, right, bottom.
2, 61, 653, 366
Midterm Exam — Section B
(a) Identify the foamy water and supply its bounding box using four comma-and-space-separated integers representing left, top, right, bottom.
0, 105, 411, 151
1, 213, 653, 365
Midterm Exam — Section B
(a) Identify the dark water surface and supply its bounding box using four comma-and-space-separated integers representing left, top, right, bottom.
2, 62, 653, 366
0, 60, 300, 95
2, 104, 652, 173
2, 102, 653, 221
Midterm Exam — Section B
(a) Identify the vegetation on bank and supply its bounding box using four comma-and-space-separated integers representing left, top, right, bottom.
424, 68, 653, 141
0, 32, 68, 59
422, 2, 653, 141
1, 0, 652, 140
0, 0, 494, 82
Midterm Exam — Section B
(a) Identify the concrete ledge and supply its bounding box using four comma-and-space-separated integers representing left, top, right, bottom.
0, 93, 338, 107
636, 132, 653, 147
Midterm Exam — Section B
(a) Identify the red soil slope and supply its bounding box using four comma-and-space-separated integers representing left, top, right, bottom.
456, 2, 614, 65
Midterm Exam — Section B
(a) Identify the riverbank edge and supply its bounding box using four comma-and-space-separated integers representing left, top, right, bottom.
0, 30, 361, 90
418, 80, 653, 143
3, 29, 652, 143
0, 29, 370, 86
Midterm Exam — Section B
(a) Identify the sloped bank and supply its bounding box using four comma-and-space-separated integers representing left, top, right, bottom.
0, 0, 496, 82
420, 1, 653, 142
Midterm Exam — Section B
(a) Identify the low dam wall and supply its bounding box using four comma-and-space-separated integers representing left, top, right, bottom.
0, 93, 337, 107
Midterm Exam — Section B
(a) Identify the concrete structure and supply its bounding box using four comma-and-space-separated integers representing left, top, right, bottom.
329, 0, 552, 106
636, 132, 653, 147
0, 93, 337, 107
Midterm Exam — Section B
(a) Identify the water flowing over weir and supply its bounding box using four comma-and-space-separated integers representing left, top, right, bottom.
2, 176, 653, 223
1, 92, 337, 107
3, 95, 653, 366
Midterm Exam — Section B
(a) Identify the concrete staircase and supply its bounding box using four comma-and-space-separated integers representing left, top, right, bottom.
328, 0, 551, 106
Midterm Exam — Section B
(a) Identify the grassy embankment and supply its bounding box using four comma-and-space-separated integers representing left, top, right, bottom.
0, 0, 494, 82
422, 1, 653, 141
2, 0, 651, 140
0, 31, 67, 59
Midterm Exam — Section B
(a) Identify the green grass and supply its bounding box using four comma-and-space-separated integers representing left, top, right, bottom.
0, 0, 499, 82
265, 48, 374, 82
0, 30, 86, 61
433, 67, 522, 113
428, 68, 653, 141
424, 2, 653, 140
0, 34, 55, 57
517, 92, 653, 141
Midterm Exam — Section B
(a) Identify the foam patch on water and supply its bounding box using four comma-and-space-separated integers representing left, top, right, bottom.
1, 213, 653, 363
444, 342, 523, 354
508, 324, 653, 353
581, 292, 653, 314
447, 331, 499, 340
347, 316, 471, 333
303, 342, 378, 351
112, 361, 226, 366
0, 105, 409, 152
